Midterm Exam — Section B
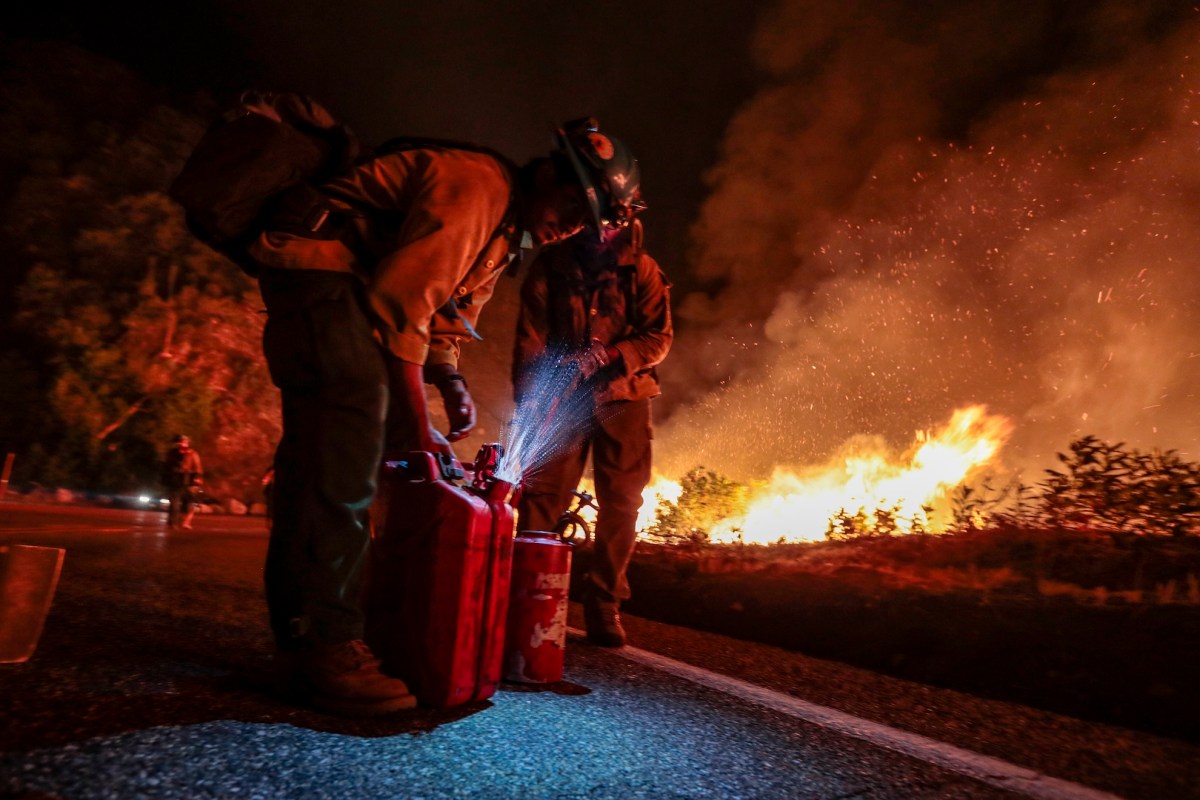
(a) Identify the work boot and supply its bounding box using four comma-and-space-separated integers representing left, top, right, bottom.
281, 639, 417, 717
584, 600, 627, 647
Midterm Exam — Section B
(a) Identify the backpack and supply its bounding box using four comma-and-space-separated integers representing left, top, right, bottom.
172, 92, 523, 285
169, 90, 363, 274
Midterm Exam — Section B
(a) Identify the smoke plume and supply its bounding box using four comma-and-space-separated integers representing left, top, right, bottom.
656, 0, 1200, 483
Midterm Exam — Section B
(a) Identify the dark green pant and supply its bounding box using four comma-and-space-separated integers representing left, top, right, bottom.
517, 398, 653, 604
166, 486, 192, 528
259, 270, 388, 648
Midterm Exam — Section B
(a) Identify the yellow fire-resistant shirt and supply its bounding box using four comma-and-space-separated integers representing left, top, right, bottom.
514, 222, 673, 405
249, 147, 521, 367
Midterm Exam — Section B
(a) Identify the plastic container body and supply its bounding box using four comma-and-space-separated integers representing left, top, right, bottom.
365, 452, 514, 708
0, 545, 65, 664
504, 531, 572, 684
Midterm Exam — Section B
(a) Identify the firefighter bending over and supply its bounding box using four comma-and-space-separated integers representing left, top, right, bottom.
251, 116, 642, 716
513, 211, 672, 647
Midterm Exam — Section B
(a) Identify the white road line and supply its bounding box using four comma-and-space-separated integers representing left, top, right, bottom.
569, 627, 1125, 800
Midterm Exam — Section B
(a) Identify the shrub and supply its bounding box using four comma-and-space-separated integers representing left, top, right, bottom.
1039, 436, 1200, 538
825, 504, 932, 540
647, 466, 747, 547
650, 436, 1200, 550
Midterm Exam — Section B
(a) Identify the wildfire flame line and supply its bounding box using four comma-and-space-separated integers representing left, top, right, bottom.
629, 405, 1012, 544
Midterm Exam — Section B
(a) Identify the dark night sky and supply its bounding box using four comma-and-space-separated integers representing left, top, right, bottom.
1, 0, 768, 294
5, 1, 1199, 486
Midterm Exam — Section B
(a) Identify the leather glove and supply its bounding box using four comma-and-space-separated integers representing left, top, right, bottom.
425, 364, 476, 442
570, 339, 619, 380
438, 376, 475, 442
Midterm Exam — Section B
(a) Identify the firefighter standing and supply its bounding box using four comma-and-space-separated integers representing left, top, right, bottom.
161, 434, 203, 530
513, 215, 672, 647
250, 118, 643, 715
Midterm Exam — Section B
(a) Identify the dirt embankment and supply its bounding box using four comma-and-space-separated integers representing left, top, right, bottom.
571, 529, 1200, 742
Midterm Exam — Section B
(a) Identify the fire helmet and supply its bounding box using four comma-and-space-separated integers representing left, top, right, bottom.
173, 434, 190, 446
555, 117, 645, 233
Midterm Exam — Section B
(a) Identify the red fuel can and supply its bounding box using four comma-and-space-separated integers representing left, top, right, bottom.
365, 449, 515, 708
504, 531, 572, 684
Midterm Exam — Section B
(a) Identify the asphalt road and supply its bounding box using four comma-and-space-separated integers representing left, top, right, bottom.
1, 502, 1198, 800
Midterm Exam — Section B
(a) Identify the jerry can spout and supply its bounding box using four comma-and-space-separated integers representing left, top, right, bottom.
483, 478, 515, 505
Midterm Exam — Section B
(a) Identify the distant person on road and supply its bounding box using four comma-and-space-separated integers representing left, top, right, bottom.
161, 434, 203, 530
513, 215, 672, 647
248, 112, 644, 716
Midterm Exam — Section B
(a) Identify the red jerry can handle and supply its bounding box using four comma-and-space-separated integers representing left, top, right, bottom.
387, 452, 465, 483
516, 529, 571, 545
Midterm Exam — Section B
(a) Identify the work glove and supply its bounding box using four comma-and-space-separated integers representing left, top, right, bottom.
568, 339, 619, 381
425, 363, 476, 442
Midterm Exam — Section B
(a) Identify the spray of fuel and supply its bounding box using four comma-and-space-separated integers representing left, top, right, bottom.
494, 347, 597, 486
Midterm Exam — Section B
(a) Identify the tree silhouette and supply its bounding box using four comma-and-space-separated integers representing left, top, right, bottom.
0, 40, 279, 500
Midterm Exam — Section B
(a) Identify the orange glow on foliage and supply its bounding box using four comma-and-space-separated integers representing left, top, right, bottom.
634, 406, 1012, 544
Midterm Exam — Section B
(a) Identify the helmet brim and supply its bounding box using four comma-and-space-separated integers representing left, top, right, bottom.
556, 128, 606, 234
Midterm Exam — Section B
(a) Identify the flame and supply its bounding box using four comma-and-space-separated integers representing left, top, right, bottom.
574, 406, 1011, 545
709, 405, 1012, 543
571, 474, 681, 534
